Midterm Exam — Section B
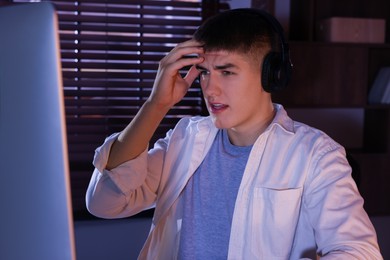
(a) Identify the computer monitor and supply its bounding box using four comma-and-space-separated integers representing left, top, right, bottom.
0, 2, 76, 259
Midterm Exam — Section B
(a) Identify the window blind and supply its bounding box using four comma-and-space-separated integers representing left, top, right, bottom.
12, 0, 229, 218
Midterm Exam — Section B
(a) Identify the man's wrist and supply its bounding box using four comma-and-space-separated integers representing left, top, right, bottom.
143, 98, 172, 116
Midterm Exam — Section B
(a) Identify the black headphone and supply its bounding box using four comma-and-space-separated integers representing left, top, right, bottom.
231, 8, 293, 93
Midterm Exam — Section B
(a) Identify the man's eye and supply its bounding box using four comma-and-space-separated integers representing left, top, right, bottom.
199, 70, 209, 76
222, 71, 233, 76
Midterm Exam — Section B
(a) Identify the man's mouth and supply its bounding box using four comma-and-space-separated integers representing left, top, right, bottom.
209, 103, 228, 113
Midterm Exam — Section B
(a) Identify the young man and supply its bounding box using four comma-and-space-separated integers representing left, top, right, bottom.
86, 8, 382, 259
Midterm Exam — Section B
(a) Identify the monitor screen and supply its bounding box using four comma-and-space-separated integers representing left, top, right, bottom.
0, 2, 76, 259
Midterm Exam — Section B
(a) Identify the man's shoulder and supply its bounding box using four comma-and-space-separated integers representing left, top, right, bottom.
291, 120, 345, 153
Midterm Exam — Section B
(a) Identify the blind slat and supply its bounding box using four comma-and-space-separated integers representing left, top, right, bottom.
53, 0, 202, 8
59, 27, 195, 37
62, 62, 157, 70
62, 80, 154, 88
61, 52, 164, 61
58, 13, 201, 26
55, 3, 201, 16
60, 42, 176, 52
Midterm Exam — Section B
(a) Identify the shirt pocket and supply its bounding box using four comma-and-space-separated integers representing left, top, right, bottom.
250, 187, 303, 258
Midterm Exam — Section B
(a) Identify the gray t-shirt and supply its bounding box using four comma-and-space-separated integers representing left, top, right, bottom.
178, 129, 253, 259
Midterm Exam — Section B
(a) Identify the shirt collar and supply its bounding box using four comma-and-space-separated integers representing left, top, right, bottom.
269, 103, 295, 134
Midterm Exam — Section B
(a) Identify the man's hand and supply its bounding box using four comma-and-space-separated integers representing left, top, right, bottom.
148, 39, 204, 110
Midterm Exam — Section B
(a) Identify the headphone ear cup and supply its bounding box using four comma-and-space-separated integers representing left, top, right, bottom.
262, 51, 292, 93
262, 52, 281, 93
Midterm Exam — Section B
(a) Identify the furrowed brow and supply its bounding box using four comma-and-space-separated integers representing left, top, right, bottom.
195, 63, 237, 71
214, 63, 237, 70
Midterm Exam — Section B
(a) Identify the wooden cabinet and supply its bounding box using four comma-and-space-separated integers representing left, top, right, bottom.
277, 0, 390, 215
289, 0, 390, 43
274, 42, 369, 106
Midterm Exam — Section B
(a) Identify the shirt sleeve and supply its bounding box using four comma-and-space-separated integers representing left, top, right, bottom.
304, 145, 383, 259
85, 132, 167, 219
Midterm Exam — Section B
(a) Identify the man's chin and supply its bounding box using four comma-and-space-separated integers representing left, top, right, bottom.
211, 117, 230, 130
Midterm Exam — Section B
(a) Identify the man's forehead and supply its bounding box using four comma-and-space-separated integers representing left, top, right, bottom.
202, 49, 239, 57
201, 50, 248, 62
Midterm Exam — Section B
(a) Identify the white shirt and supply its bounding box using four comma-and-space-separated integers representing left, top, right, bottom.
86, 104, 382, 259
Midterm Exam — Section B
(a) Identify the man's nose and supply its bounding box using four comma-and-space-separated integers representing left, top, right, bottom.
202, 74, 221, 97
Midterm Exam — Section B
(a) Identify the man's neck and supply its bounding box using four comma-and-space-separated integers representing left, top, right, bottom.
227, 103, 276, 147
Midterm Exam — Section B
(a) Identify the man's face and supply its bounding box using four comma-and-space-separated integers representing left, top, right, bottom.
197, 50, 272, 135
